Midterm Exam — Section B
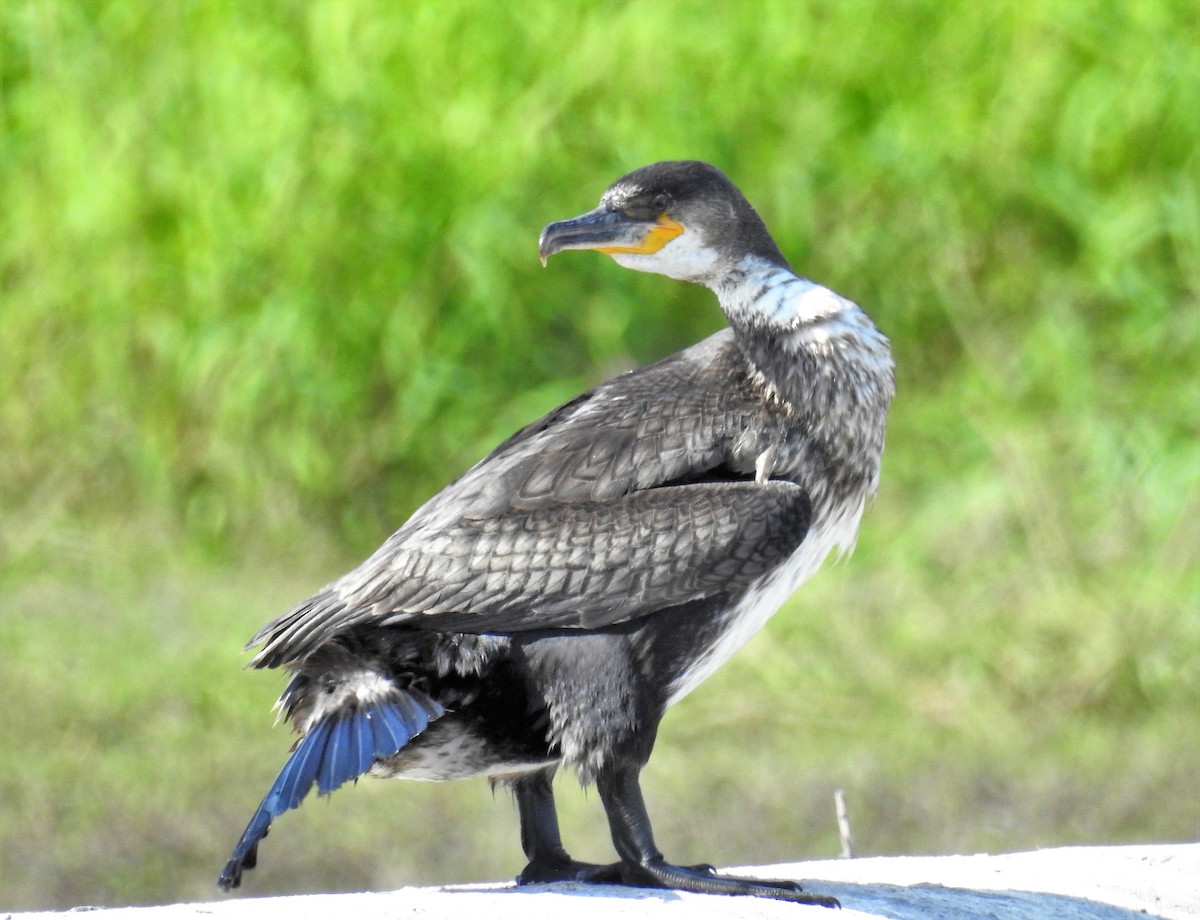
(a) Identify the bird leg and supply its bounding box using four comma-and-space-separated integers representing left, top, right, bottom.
512, 768, 622, 884
593, 762, 841, 907
511, 763, 838, 906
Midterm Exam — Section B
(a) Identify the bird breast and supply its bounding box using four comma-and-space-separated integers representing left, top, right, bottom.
664, 497, 866, 709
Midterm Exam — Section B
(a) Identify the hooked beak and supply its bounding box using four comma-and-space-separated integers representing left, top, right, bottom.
538, 205, 684, 266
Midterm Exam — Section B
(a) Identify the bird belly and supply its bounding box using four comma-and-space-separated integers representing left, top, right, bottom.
373, 717, 557, 782
664, 503, 864, 708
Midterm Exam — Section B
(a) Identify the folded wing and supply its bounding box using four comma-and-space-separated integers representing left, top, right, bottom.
249, 332, 809, 669
252, 480, 810, 666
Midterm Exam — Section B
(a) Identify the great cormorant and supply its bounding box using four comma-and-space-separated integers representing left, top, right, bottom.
218, 161, 894, 907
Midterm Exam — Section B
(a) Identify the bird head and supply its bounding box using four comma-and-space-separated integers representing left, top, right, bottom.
539, 161, 788, 286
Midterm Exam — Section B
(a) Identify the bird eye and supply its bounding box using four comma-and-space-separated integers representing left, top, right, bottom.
651, 193, 670, 213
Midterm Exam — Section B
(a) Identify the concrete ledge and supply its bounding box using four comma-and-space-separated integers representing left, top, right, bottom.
7, 845, 1197, 920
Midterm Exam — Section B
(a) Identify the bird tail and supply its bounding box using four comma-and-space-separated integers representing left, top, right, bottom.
218, 684, 445, 891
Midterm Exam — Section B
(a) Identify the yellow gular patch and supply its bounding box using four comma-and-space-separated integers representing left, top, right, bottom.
598, 214, 684, 255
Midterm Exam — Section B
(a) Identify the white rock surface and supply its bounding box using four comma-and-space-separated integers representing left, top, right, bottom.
7, 845, 1197, 920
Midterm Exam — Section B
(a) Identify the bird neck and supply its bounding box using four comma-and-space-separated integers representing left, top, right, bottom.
713, 258, 895, 414
715, 258, 842, 331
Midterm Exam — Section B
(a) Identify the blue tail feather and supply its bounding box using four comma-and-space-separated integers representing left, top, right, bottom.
379, 697, 423, 742
272, 719, 330, 813
348, 709, 374, 778
393, 687, 435, 733
368, 704, 406, 757
416, 694, 445, 721
218, 687, 445, 891
317, 715, 351, 795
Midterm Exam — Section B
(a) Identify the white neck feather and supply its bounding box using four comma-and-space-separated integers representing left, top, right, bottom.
717, 259, 852, 327
717, 257, 895, 403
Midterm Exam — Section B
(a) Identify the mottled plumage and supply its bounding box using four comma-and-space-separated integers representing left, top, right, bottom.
219, 161, 894, 907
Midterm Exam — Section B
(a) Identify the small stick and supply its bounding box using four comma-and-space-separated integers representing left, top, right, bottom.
834, 788, 855, 858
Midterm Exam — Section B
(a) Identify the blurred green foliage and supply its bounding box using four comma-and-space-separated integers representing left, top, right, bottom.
1, 0, 1198, 910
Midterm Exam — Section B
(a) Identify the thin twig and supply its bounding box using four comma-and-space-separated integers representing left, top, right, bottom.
835, 788, 855, 859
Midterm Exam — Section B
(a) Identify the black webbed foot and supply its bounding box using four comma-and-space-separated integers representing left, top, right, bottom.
516, 857, 623, 885
609, 858, 840, 907
518, 856, 837, 907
